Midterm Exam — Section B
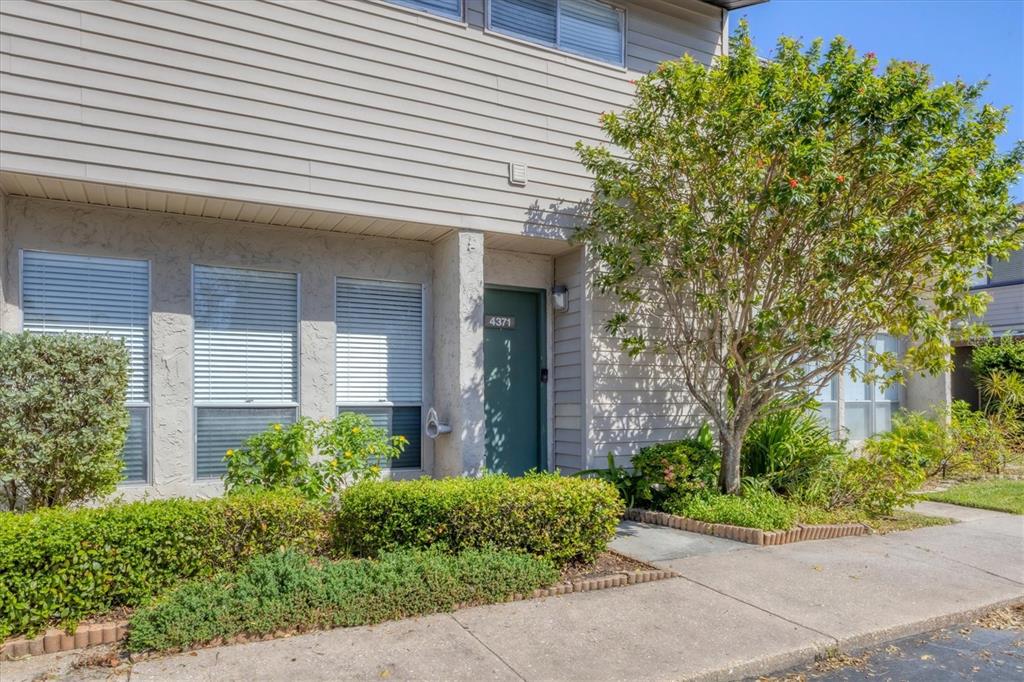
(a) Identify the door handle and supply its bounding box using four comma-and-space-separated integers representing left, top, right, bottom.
540, 368, 548, 383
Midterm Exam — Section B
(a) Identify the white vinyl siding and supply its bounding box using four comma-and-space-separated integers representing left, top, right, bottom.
488, 0, 625, 66
336, 278, 424, 469
0, 1, 723, 236
21, 250, 150, 482
193, 265, 298, 478
384, 0, 463, 20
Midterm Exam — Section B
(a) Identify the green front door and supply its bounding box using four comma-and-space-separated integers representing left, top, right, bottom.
484, 287, 546, 476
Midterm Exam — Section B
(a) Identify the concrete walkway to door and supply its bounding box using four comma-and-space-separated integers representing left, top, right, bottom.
7, 502, 1023, 682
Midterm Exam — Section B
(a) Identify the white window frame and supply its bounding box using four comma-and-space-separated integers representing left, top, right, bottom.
486, 0, 626, 67
191, 264, 301, 480
334, 276, 426, 471
18, 249, 153, 484
815, 334, 903, 442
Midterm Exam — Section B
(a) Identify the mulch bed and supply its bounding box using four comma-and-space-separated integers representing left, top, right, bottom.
560, 550, 654, 582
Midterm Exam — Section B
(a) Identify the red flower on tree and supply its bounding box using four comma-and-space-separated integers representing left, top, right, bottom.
788, 178, 798, 189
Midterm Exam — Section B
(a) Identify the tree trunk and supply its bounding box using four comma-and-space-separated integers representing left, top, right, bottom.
718, 432, 742, 495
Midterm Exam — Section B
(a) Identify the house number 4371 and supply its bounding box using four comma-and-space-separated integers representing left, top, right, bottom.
485, 315, 516, 330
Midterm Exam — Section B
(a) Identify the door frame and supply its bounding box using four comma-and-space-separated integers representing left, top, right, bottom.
483, 285, 548, 474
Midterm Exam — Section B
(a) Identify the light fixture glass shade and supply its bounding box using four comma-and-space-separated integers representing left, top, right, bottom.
552, 284, 569, 313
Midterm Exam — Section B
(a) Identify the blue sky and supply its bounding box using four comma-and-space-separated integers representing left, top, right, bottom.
737, 0, 1024, 200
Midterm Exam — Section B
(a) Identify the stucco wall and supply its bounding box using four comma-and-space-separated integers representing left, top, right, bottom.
1, 196, 435, 498
432, 230, 485, 477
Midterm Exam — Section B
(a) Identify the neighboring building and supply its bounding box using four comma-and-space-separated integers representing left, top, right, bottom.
951, 246, 1024, 409
0, 0, 766, 498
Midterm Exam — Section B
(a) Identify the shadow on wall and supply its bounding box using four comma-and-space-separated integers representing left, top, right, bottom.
522, 198, 590, 242
522, 197, 712, 471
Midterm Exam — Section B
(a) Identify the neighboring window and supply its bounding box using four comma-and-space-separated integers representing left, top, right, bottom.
811, 334, 901, 440
815, 375, 839, 437
842, 334, 900, 440
989, 249, 1024, 285
384, 0, 462, 20
489, 0, 624, 66
21, 251, 151, 482
336, 278, 424, 469
193, 266, 298, 478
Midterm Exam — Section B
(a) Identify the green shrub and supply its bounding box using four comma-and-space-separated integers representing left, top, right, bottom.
972, 338, 1024, 419
0, 332, 129, 510
741, 405, 848, 495
664, 486, 798, 531
127, 548, 559, 652
865, 403, 1016, 480
573, 453, 652, 508
334, 473, 622, 565
224, 412, 406, 500
971, 336, 1024, 382
800, 435, 926, 517
631, 424, 719, 504
0, 490, 328, 639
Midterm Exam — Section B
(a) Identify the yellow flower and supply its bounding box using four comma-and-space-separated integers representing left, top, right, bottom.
329, 460, 338, 468
343, 450, 353, 460
225, 449, 234, 457
352, 427, 361, 434
274, 424, 282, 431
370, 465, 381, 475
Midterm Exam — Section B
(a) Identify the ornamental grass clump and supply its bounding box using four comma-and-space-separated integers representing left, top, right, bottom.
126, 548, 559, 653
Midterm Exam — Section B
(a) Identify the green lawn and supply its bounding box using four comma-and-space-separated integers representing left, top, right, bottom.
922, 480, 1024, 515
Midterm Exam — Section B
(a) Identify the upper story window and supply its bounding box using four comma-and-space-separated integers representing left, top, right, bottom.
384, 0, 463, 20
488, 0, 625, 66
971, 249, 1024, 288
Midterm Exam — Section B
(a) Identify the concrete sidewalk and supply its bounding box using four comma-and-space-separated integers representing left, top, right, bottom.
7, 502, 1022, 682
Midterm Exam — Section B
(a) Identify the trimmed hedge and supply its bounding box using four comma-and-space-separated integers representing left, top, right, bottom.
0, 491, 328, 639
127, 548, 559, 652
334, 473, 623, 565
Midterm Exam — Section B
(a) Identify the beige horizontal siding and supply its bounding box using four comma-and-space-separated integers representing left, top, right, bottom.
0, 0, 722, 237
553, 248, 585, 472
980, 283, 1024, 334
586, 281, 707, 467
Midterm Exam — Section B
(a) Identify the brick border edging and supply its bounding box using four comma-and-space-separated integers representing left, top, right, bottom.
1, 568, 675, 661
625, 508, 869, 545
1, 620, 128, 661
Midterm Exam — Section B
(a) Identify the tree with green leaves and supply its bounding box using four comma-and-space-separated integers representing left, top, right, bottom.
575, 23, 1024, 494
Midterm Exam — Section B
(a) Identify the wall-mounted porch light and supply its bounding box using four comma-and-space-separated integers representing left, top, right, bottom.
552, 284, 569, 313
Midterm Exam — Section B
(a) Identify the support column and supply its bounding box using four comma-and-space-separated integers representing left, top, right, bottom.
431, 229, 485, 477
904, 369, 953, 419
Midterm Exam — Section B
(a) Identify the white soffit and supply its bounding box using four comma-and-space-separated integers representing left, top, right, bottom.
0, 171, 576, 255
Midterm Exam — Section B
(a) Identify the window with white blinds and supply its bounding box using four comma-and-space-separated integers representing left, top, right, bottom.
384, 0, 462, 20
488, 0, 624, 65
193, 265, 298, 478
21, 251, 150, 482
336, 278, 424, 469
